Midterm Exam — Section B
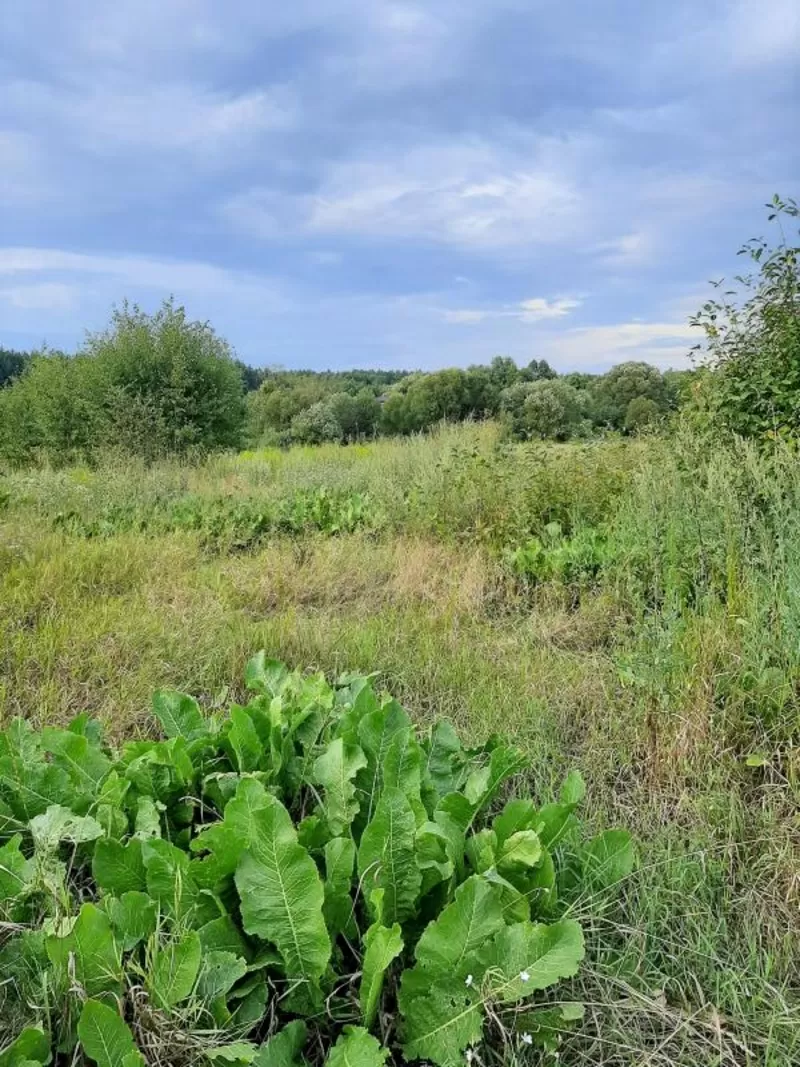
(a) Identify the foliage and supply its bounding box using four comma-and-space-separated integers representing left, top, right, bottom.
0, 655, 633, 1065
53, 486, 376, 550
0, 348, 30, 388
500, 380, 584, 441
591, 362, 670, 431
503, 523, 607, 587
0, 301, 245, 464
690, 195, 800, 441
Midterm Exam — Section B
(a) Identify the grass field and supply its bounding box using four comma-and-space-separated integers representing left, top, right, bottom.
1, 423, 798, 1065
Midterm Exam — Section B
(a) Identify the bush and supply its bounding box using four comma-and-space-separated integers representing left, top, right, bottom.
0, 301, 245, 465
691, 195, 800, 441
0, 655, 634, 1066
500, 380, 583, 440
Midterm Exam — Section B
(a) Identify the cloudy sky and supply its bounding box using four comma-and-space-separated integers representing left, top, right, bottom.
0, 1, 797, 371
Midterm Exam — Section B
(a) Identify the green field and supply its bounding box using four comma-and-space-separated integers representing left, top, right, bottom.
1, 422, 798, 1065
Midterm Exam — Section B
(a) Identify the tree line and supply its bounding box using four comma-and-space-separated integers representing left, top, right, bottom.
2, 194, 796, 466
0, 302, 693, 465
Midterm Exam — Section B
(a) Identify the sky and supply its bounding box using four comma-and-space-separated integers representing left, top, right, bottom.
0, 1, 798, 372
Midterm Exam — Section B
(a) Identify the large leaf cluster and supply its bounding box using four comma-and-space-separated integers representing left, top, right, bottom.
0, 655, 634, 1067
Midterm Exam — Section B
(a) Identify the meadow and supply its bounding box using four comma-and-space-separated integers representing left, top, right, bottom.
1, 421, 798, 1065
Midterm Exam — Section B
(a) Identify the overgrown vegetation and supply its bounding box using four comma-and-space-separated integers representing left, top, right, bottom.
0, 656, 634, 1066
1, 201, 799, 1066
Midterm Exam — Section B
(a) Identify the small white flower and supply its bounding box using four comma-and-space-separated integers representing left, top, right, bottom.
465, 1049, 474, 1064
519, 970, 530, 982
465, 973, 474, 987
520, 1032, 533, 1046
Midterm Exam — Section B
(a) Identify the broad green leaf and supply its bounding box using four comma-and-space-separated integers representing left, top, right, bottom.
357, 701, 413, 823
0, 1027, 50, 1067
198, 951, 248, 1002
323, 836, 356, 939
399, 977, 483, 1067
0, 739, 72, 821
582, 830, 636, 889
463, 745, 525, 817
493, 799, 536, 846
533, 802, 578, 850
422, 720, 463, 800
497, 830, 542, 872
143, 838, 216, 925
228, 707, 263, 773
464, 828, 496, 874
152, 690, 205, 740
206, 1043, 259, 1066
78, 999, 139, 1067
0, 835, 32, 909
29, 805, 103, 852
92, 838, 146, 896
477, 918, 585, 1002
198, 915, 251, 959
234, 784, 330, 987
358, 788, 421, 925
514, 1002, 584, 1052
106, 891, 157, 952
313, 738, 367, 835
359, 921, 403, 1029
253, 1021, 308, 1067
413, 874, 504, 980
148, 932, 202, 1007
244, 653, 288, 696
325, 1027, 389, 1067
133, 796, 162, 839
382, 728, 422, 798
46, 902, 121, 998
559, 769, 586, 806
41, 728, 111, 795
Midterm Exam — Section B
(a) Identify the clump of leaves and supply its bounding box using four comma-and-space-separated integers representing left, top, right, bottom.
691, 195, 800, 442
53, 486, 375, 551
504, 522, 607, 588
0, 655, 635, 1066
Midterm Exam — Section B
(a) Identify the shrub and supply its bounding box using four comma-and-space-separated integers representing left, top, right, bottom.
0, 301, 245, 465
500, 380, 583, 440
0, 655, 634, 1066
691, 195, 800, 441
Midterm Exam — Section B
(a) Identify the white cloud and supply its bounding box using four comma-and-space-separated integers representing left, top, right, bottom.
442, 295, 582, 326
443, 309, 488, 324
540, 320, 700, 370
591, 231, 654, 267
0, 247, 284, 305
0, 283, 76, 311
4, 80, 295, 158
224, 136, 586, 249
519, 297, 581, 321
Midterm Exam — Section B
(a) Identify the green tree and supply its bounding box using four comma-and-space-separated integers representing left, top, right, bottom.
592, 362, 668, 431
691, 195, 800, 441
290, 400, 342, 444
83, 299, 245, 456
520, 358, 557, 382
500, 379, 583, 440
0, 348, 30, 388
624, 396, 661, 432
0, 352, 98, 464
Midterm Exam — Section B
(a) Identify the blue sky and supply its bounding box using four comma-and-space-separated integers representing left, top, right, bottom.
0, 1, 797, 371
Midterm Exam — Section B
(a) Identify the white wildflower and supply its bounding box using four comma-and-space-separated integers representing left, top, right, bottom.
519, 969, 530, 982
465, 973, 474, 987
520, 1032, 533, 1046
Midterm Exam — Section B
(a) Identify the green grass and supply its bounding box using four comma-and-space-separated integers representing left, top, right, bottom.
1, 424, 798, 1065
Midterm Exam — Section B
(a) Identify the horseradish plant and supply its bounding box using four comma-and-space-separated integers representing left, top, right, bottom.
0, 655, 635, 1066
